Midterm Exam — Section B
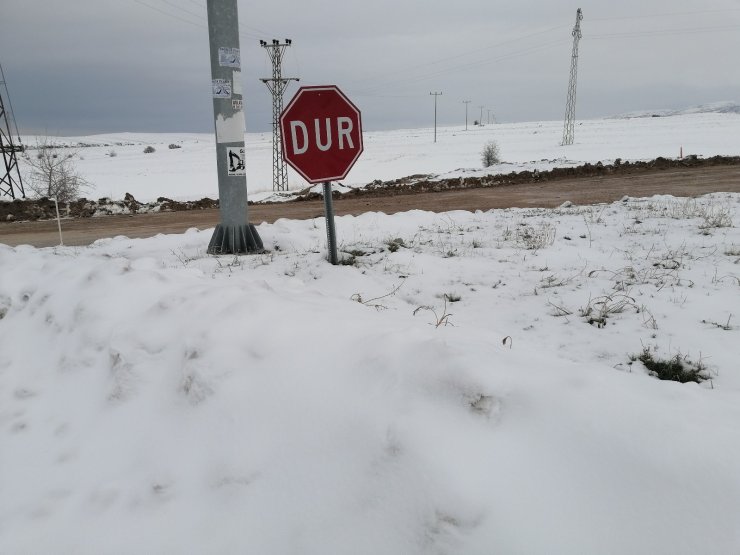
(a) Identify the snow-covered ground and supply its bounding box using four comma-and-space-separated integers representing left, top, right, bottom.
1, 192, 739, 553
15, 109, 740, 203
2, 110, 740, 553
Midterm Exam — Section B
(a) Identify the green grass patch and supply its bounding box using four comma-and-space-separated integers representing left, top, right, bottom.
632, 348, 710, 384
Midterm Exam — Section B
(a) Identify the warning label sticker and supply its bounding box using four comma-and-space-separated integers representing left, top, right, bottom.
227, 147, 246, 176
218, 47, 241, 68
212, 79, 231, 99
232, 70, 242, 95
232, 99, 243, 111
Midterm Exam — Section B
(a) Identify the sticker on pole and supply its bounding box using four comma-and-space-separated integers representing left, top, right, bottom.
212, 79, 232, 99
227, 147, 245, 176
218, 47, 241, 68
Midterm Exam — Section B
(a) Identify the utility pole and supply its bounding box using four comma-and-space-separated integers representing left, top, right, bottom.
562, 8, 583, 146
0, 63, 24, 199
260, 39, 299, 191
487, 109, 492, 125
205, 0, 262, 254
430, 91, 442, 142
462, 100, 471, 130
479, 105, 484, 126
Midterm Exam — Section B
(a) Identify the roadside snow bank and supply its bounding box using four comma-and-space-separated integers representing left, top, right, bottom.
1, 194, 739, 553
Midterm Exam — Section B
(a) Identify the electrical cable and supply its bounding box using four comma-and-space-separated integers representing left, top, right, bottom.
589, 24, 740, 40
350, 38, 569, 96
0, 62, 22, 141
132, 0, 204, 28
181, 0, 280, 38
589, 7, 740, 22
348, 22, 569, 89
131, 0, 275, 43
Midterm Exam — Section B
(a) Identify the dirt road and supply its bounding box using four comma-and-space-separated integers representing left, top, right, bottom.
2, 165, 739, 248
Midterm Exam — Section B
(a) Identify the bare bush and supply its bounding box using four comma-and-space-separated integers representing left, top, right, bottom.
22, 138, 90, 202
144, 146, 156, 154
515, 222, 556, 251
481, 141, 501, 168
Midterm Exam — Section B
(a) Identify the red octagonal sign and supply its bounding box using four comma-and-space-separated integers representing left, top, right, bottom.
280, 85, 363, 184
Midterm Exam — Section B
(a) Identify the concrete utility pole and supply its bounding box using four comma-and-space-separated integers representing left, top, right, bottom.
430, 91, 442, 142
562, 8, 583, 146
487, 109, 492, 125
479, 105, 484, 126
462, 100, 471, 130
205, 0, 262, 254
260, 39, 299, 191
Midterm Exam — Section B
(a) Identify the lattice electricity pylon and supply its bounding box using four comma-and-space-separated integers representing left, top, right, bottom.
260, 39, 299, 191
0, 88, 24, 199
562, 8, 583, 146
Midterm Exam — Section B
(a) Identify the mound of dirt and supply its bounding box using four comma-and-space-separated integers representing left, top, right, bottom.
0, 194, 219, 223
3, 155, 739, 222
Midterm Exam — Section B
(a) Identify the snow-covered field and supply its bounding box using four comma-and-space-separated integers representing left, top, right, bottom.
16, 109, 740, 203
2, 111, 740, 553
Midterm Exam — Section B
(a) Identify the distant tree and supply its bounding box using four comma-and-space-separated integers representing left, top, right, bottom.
481, 140, 501, 168
144, 145, 156, 154
22, 138, 90, 202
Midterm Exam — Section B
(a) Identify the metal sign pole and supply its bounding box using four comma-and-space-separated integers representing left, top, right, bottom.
323, 181, 338, 265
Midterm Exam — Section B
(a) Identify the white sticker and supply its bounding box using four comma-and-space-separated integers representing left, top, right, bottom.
218, 47, 241, 68
212, 79, 231, 99
227, 147, 246, 176
216, 111, 245, 143
232, 70, 243, 95
232, 99, 243, 110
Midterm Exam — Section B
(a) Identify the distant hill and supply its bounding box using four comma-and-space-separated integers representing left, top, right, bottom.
614, 101, 740, 119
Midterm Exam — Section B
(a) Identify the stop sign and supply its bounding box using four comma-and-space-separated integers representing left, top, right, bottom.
279, 85, 363, 184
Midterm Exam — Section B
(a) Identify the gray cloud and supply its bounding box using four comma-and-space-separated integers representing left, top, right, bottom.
1, 0, 738, 135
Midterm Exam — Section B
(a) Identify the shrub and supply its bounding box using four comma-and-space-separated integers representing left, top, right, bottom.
22, 138, 91, 202
632, 348, 710, 383
144, 146, 156, 154
108, 150, 117, 157
481, 140, 501, 167
514, 222, 555, 251
168, 143, 182, 150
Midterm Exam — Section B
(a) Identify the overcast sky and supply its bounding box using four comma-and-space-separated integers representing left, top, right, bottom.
2, 0, 739, 136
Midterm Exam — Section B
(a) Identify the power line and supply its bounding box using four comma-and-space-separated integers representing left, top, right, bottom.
131, 0, 277, 41
347, 23, 570, 90
430, 92, 442, 143
589, 7, 740, 22
160, 0, 208, 24
1, 64, 25, 199
351, 38, 569, 96
183, 0, 277, 36
589, 23, 740, 40
260, 39, 299, 191
0, 62, 21, 140
562, 8, 583, 146
132, 0, 204, 29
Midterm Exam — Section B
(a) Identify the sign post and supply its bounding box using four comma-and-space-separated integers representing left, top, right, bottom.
279, 85, 363, 264
205, 0, 262, 254
322, 182, 338, 264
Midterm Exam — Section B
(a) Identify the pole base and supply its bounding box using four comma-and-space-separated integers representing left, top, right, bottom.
207, 223, 264, 255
